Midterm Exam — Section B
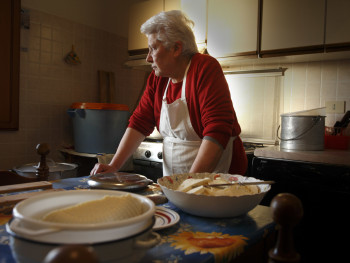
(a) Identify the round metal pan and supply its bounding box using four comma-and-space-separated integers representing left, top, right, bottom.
87, 172, 153, 191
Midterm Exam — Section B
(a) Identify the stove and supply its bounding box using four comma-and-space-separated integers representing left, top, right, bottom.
242, 140, 276, 177
242, 142, 267, 154
133, 141, 163, 163
132, 138, 275, 180
132, 139, 163, 182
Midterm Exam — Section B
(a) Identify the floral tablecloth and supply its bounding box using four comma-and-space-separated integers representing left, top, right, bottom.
0, 177, 275, 263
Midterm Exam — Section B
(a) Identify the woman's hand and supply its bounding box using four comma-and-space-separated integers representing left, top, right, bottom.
89, 128, 146, 176
90, 163, 117, 175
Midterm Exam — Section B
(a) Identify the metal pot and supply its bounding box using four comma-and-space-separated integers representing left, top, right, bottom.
279, 115, 325, 150
9, 223, 159, 263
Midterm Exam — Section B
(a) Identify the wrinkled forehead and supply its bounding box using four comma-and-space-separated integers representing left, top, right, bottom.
147, 33, 171, 50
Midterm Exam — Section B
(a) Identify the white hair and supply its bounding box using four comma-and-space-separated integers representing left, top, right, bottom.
140, 10, 199, 57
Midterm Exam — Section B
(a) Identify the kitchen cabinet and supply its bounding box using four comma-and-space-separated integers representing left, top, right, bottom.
128, 0, 181, 56
260, 0, 325, 57
207, 0, 259, 58
0, 0, 20, 130
128, 0, 163, 55
128, 0, 208, 55
325, 0, 350, 51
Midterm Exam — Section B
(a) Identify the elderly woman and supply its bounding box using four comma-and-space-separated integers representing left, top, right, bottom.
91, 10, 247, 177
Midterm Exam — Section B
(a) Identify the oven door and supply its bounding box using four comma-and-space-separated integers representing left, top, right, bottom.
133, 159, 163, 183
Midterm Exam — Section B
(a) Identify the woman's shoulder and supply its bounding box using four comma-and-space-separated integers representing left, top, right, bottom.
191, 53, 221, 70
192, 53, 220, 65
190, 53, 222, 75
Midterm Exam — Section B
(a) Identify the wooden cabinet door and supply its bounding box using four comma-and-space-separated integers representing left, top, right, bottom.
128, 0, 163, 55
325, 0, 350, 51
207, 0, 259, 58
0, 0, 20, 130
165, 0, 181, 11
260, 0, 325, 57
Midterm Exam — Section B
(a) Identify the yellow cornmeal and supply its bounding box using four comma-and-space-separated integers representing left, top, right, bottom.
42, 195, 143, 224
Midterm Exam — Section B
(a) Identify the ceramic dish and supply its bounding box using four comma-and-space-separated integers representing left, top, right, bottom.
153, 207, 180, 230
8, 189, 155, 244
157, 173, 271, 218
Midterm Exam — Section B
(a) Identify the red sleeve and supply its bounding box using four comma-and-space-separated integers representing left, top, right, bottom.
128, 72, 164, 136
187, 54, 241, 149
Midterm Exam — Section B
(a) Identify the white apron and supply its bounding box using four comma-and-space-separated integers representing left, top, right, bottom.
159, 61, 234, 176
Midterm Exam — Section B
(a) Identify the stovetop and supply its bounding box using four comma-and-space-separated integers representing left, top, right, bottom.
133, 141, 163, 163
133, 138, 275, 163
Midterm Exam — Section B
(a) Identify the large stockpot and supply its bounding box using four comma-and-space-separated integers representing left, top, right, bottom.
8, 223, 159, 263
67, 103, 130, 154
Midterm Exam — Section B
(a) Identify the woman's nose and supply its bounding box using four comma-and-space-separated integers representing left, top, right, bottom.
146, 52, 153, 63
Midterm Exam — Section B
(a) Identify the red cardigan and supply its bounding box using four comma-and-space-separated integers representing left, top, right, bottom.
129, 53, 247, 175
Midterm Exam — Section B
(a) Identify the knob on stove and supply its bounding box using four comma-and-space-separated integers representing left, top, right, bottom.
145, 150, 151, 158
157, 152, 162, 159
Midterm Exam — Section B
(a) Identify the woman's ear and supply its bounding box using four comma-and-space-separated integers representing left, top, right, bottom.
173, 41, 183, 57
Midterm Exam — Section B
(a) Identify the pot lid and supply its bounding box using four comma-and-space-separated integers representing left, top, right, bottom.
13, 161, 78, 173
88, 172, 153, 191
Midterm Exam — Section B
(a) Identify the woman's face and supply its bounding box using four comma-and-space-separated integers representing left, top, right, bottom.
146, 34, 176, 77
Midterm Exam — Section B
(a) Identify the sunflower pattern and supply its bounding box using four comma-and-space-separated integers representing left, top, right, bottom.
169, 231, 248, 262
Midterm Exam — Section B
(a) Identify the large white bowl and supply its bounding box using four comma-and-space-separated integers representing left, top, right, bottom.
8, 189, 156, 244
157, 173, 271, 218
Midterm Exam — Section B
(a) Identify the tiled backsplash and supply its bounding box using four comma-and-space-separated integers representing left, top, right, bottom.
226, 59, 350, 142
0, 8, 146, 170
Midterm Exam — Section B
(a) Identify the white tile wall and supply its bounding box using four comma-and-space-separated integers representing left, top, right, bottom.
226, 59, 350, 142
0, 8, 147, 170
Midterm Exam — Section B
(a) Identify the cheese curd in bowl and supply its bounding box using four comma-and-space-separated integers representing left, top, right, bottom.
158, 173, 271, 218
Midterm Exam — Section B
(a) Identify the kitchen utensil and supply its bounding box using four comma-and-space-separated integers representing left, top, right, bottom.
0, 181, 52, 194
64, 45, 81, 65
158, 173, 270, 218
87, 172, 153, 191
0, 189, 64, 208
98, 71, 115, 103
205, 180, 275, 187
333, 110, 350, 135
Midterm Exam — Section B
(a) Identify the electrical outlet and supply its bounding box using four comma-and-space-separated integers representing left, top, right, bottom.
325, 101, 345, 113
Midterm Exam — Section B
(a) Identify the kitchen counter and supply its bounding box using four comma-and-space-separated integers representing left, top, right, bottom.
254, 146, 350, 167
253, 146, 350, 262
